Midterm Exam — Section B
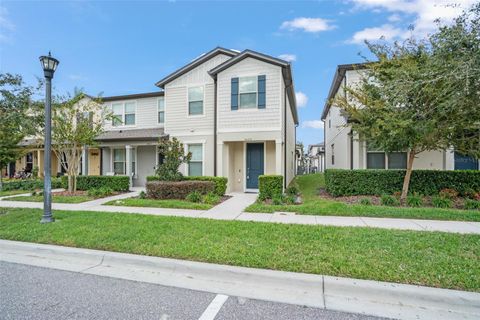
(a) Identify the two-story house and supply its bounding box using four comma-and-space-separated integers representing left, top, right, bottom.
322, 63, 479, 171
70, 47, 298, 192
306, 143, 325, 173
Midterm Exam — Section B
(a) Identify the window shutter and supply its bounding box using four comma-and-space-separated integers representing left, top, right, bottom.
258, 75, 266, 108
231, 77, 239, 110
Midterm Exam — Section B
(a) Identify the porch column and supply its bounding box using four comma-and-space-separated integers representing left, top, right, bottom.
125, 145, 133, 188
81, 146, 89, 175
275, 139, 282, 175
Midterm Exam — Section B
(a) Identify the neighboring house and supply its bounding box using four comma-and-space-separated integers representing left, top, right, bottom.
306, 142, 325, 173
9, 47, 299, 192
321, 63, 479, 171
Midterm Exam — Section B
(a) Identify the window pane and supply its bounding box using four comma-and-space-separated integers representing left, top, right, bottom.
188, 144, 202, 161
114, 149, 125, 161
131, 148, 136, 162
158, 111, 165, 123
114, 162, 125, 174
125, 102, 135, 114
367, 153, 385, 169
188, 86, 203, 102
112, 117, 122, 126
388, 152, 407, 169
188, 162, 202, 176
125, 114, 135, 125
239, 93, 257, 108
132, 161, 136, 174
189, 101, 203, 115
112, 103, 123, 115
158, 98, 164, 111
239, 76, 257, 93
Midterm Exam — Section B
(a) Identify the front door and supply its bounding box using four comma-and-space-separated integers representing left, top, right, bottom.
246, 143, 264, 189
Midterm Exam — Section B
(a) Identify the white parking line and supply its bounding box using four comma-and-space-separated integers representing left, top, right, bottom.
198, 294, 229, 320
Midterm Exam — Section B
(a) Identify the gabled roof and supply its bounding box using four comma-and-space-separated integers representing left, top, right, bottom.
101, 91, 164, 102
321, 63, 368, 120
209, 49, 299, 125
155, 47, 238, 88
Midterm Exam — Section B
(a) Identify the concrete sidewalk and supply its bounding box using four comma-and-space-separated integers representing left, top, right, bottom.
1, 192, 480, 234
0, 239, 478, 320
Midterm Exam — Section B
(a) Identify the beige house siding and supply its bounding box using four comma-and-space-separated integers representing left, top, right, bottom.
103, 96, 163, 131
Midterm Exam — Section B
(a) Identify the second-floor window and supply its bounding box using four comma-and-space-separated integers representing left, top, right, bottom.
158, 97, 165, 124
239, 76, 257, 109
188, 86, 204, 116
112, 102, 136, 126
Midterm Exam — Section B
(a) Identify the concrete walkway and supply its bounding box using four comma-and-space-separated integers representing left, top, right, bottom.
1, 192, 480, 234
1, 239, 478, 320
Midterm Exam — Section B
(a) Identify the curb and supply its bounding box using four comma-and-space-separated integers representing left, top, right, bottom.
0, 239, 479, 320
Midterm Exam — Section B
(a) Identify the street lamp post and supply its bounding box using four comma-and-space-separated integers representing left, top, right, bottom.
39, 52, 59, 224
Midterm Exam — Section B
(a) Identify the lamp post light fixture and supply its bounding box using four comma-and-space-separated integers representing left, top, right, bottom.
39, 52, 59, 223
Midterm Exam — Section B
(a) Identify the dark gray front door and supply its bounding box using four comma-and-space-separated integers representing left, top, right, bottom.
246, 143, 264, 189
455, 152, 479, 170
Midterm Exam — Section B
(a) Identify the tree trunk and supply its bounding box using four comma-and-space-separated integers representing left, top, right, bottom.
0, 173, 3, 192
68, 174, 73, 194
400, 151, 416, 204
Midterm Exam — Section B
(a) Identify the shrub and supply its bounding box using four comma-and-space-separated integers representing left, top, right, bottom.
87, 187, 114, 198
432, 196, 453, 208
406, 194, 423, 207
284, 194, 296, 205
439, 188, 458, 200
61, 176, 129, 192
259, 175, 283, 200
325, 169, 480, 196
381, 194, 400, 206
139, 191, 146, 199
146, 180, 214, 200
183, 176, 227, 196
203, 192, 220, 205
464, 188, 480, 200
155, 137, 191, 181
464, 199, 480, 210
3, 178, 62, 191
186, 191, 202, 203
272, 194, 284, 205
359, 198, 372, 206
286, 185, 298, 196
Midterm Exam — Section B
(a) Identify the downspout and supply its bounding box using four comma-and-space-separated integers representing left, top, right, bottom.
284, 85, 287, 189
350, 130, 354, 170
99, 147, 103, 175
213, 78, 217, 176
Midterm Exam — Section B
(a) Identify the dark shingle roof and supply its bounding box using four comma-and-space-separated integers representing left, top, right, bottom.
96, 128, 166, 142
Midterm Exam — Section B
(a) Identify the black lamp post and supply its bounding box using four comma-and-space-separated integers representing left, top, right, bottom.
39, 52, 59, 223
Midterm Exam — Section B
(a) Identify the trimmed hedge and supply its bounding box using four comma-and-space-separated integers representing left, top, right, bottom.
2, 178, 62, 191
147, 176, 228, 196
259, 175, 283, 199
146, 180, 215, 200
61, 175, 130, 192
325, 169, 480, 196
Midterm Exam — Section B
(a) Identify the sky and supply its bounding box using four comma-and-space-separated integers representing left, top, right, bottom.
0, 0, 475, 149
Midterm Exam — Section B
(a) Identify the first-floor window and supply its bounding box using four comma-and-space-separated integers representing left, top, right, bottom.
131, 149, 136, 175
331, 144, 335, 165
25, 152, 33, 172
367, 152, 385, 169
388, 152, 407, 169
188, 144, 203, 176
113, 149, 126, 175
367, 144, 407, 169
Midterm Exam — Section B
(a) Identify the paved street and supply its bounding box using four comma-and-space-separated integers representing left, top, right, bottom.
0, 261, 385, 320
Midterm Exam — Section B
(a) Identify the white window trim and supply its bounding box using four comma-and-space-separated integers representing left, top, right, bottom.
187, 85, 205, 117
111, 101, 137, 127
238, 76, 258, 110
157, 97, 165, 125
112, 147, 138, 177
184, 141, 205, 176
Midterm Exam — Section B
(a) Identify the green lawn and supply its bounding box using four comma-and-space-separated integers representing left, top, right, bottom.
245, 174, 480, 221
0, 208, 478, 291
6, 195, 94, 204
104, 198, 213, 210
0, 190, 30, 197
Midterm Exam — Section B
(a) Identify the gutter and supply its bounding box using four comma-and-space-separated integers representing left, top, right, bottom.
214, 78, 217, 176
284, 84, 288, 188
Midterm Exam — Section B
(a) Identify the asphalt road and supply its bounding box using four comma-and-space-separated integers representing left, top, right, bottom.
0, 261, 387, 320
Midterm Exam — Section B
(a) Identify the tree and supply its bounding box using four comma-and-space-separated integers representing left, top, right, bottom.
335, 4, 480, 203
0, 74, 39, 190
50, 92, 109, 193
155, 137, 191, 181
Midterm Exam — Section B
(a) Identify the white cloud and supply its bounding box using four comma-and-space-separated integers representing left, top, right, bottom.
349, 24, 405, 44
349, 0, 476, 42
280, 17, 335, 33
302, 120, 324, 129
0, 7, 15, 43
295, 92, 308, 108
278, 54, 297, 62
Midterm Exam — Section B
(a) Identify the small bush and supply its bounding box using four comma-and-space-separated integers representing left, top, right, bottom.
407, 194, 423, 207
439, 188, 458, 200
272, 194, 284, 205
183, 176, 227, 196
286, 185, 298, 196
284, 194, 296, 205
203, 192, 220, 205
146, 180, 214, 200
31, 191, 37, 196
432, 196, 453, 208
359, 198, 372, 206
381, 194, 400, 206
464, 188, 480, 201
464, 199, 480, 210
61, 176, 129, 192
87, 187, 114, 198
259, 175, 283, 200
3, 178, 62, 191
186, 191, 202, 203
139, 191, 146, 199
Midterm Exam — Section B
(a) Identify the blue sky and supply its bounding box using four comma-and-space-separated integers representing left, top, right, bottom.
0, 0, 473, 148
